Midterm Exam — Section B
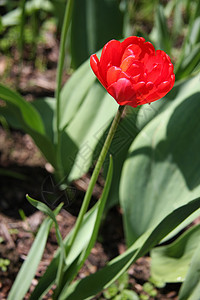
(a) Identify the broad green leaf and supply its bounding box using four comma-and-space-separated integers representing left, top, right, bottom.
60, 49, 128, 183
0, 104, 26, 130
59, 56, 118, 181
151, 224, 200, 284
60, 197, 200, 300
32, 97, 56, 143
60, 59, 96, 129
0, 83, 45, 134
120, 74, 200, 245
8, 204, 62, 300
61, 80, 118, 181
1, 8, 22, 26
70, 0, 123, 68
179, 238, 200, 300
136, 75, 199, 130
28, 129, 57, 169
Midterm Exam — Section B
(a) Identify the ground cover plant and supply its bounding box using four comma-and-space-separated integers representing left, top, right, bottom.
0, 0, 200, 299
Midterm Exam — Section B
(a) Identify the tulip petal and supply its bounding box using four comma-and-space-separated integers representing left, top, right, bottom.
121, 44, 142, 61
127, 61, 143, 78
147, 64, 162, 82
90, 54, 107, 87
99, 40, 122, 77
121, 36, 145, 52
141, 42, 155, 63
157, 81, 171, 93
90, 54, 99, 77
171, 74, 175, 85
146, 81, 154, 90
120, 56, 136, 72
106, 66, 121, 86
107, 78, 136, 104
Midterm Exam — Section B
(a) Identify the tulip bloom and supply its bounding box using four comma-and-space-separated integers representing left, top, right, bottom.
90, 36, 175, 107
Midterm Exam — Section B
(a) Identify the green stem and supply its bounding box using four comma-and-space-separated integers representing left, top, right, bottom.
19, 0, 26, 62
31, 10, 38, 62
66, 105, 125, 254
55, 0, 74, 178
17, 0, 26, 84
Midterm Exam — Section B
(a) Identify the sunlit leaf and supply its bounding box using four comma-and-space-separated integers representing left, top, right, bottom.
120, 75, 200, 245
151, 224, 200, 283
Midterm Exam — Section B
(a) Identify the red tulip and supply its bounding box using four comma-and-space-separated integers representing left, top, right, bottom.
90, 36, 175, 107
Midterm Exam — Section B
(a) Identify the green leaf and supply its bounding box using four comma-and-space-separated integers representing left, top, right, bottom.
26, 195, 66, 293
59, 55, 118, 181
117, 272, 129, 291
32, 97, 56, 143
103, 283, 118, 299
0, 168, 27, 180
51, 0, 68, 31
58, 156, 113, 297
61, 80, 118, 181
59, 197, 200, 300
179, 237, 200, 300
0, 83, 45, 134
70, 0, 123, 68
172, 0, 183, 39
151, 224, 200, 284
30, 203, 100, 299
78, 155, 113, 266
175, 43, 200, 79
117, 289, 139, 300
0, 98, 57, 168
7, 204, 62, 300
189, 16, 200, 47
120, 74, 200, 245
29, 129, 57, 169
26, 195, 62, 237
175, 11, 200, 79
136, 75, 198, 130
0, 16, 3, 32
60, 59, 96, 129
150, 4, 171, 54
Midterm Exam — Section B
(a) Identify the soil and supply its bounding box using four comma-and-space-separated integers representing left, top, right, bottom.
0, 22, 180, 300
